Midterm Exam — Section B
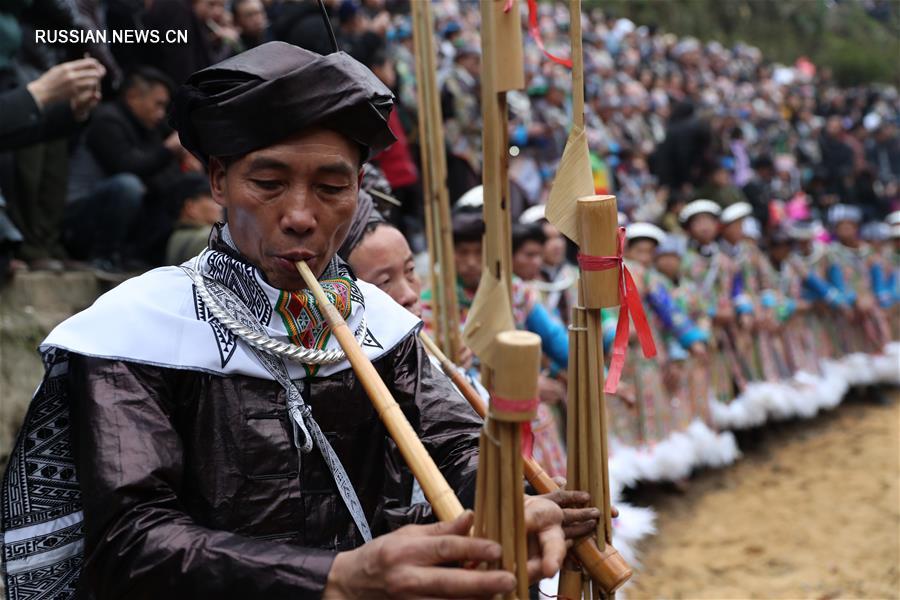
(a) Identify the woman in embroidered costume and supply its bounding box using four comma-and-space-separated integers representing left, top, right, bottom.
677, 200, 753, 420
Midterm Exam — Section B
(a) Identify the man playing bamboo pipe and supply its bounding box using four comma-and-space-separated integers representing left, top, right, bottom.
0, 42, 566, 599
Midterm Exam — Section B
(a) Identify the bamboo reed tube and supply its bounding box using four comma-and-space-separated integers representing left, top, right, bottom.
585, 317, 607, 543
566, 304, 581, 490
295, 261, 464, 521
485, 419, 500, 564
569, 0, 585, 129
474, 429, 488, 538
574, 308, 591, 506
512, 437, 529, 600
499, 424, 517, 600
558, 565, 583, 600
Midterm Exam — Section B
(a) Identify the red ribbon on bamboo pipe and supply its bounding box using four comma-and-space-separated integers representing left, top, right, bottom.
523, 0, 574, 68
490, 395, 538, 458
577, 226, 657, 394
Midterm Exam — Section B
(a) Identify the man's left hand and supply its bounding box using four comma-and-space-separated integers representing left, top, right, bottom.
546, 476, 617, 541
522, 496, 565, 581
540, 488, 600, 540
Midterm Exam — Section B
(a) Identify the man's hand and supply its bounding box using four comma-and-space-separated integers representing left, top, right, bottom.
541, 483, 600, 541
69, 82, 102, 121
537, 374, 566, 406
27, 58, 105, 109
324, 511, 516, 599
545, 477, 617, 542
523, 495, 566, 581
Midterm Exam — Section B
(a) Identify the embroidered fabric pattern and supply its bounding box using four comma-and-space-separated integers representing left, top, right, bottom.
274, 259, 362, 376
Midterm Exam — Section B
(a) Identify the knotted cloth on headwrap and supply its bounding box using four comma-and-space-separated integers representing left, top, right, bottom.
171, 41, 396, 165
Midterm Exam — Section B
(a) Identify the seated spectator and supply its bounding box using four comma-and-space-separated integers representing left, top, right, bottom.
696, 162, 748, 208
367, 48, 423, 250
165, 173, 222, 265
0, 58, 104, 274
233, 0, 270, 49
65, 67, 187, 269
519, 205, 578, 325
0, 58, 103, 150
347, 220, 422, 318
511, 222, 546, 284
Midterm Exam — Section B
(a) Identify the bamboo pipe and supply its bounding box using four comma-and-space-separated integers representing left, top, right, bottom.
421, 0, 461, 360
419, 331, 632, 593
411, 0, 446, 352
295, 261, 464, 521
558, 565, 584, 600
569, 0, 585, 129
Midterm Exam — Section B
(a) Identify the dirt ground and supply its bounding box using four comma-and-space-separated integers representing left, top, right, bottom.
626, 394, 900, 600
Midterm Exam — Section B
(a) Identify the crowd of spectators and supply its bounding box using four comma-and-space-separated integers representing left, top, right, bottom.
0, 0, 898, 284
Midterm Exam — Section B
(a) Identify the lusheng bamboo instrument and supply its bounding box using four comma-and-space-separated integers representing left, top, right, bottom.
295, 261, 464, 522
473, 331, 539, 600
566, 196, 633, 599
420, 331, 632, 592
544, 1, 633, 596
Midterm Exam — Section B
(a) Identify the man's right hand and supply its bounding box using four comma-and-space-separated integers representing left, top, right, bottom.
26, 58, 105, 109
323, 511, 516, 599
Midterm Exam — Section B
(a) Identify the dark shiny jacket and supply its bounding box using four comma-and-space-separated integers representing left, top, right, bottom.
68, 333, 481, 599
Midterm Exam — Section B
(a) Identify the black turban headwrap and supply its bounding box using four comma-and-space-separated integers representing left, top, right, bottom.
171, 41, 396, 165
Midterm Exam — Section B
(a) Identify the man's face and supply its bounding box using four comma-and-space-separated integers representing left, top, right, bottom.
624, 238, 656, 268
235, 0, 267, 37
687, 213, 719, 245
209, 128, 360, 290
349, 225, 422, 317
194, 0, 226, 23
513, 240, 543, 282
182, 193, 223, 225
542, 222, 566, 266
454, 240, 483, 290
125, 83, 169, 130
